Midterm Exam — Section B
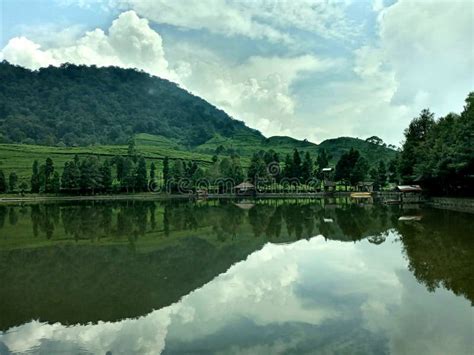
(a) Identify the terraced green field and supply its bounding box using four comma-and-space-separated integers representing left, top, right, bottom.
0, 133, 396, 181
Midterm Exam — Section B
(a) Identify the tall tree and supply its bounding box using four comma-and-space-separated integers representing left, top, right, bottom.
0, 170, 6, 193
388, 158, 398, 184
291, 149, 302, 180
377, 161, 387, 189
351, 157, 368, 186
335, 148, 361, 189
127, 137, 137, 161
43, 157, 55, 193
80, 156, 103, 194
101, 159, 113, 192
8, 172, 18, 192
150, 162, 156, 181
163, 157, 170, 187
135, 156, 148, 192
121, 157, 135, 192
61, 162, 73, 191
301, 151, 313, 182
283, 154, 292, 179
399, 109, 435, 183
51, 172, 60, 194
31, 160, 40, 193
247, 152, 267, 184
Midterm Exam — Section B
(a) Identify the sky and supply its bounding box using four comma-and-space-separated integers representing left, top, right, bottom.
0, 0, 473, 145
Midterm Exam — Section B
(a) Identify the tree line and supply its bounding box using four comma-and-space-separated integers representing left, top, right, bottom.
396, 92, 473, 195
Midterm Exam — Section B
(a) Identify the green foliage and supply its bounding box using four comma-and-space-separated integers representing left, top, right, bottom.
0, 170, 6, 193
163, 157, 170, 186
135, 156, 148, 192
399, 109, 436, 182
30, 160, 40, 193
0, 62, 261, 146
51, 172, 60, 194
335, 148, 360, 186
398, 93, 474, 195
101, 160, 113, 192
247, 152, 267, 184
8, 172, 18, 192
301, 151, 313, 182
150, 162, 156, 181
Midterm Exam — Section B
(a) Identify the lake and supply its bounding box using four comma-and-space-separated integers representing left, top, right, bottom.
0, 198, 472, 354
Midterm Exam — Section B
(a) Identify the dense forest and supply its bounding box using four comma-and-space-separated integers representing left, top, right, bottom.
397, 93, 474, 195
0, 61, 262, 146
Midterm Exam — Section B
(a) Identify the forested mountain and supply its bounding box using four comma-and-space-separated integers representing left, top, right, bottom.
0, 61, 397, 171
0, 61, 262, 146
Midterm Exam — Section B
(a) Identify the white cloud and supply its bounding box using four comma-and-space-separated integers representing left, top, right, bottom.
1, 11, 177, 80
378, 0, 474, 113
175, 50, 338, 137
117, 0, 358, 43
298, 0, 474, 144
1, 37, 60, 70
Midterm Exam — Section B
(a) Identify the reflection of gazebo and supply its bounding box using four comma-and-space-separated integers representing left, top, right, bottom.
396, 185, 423, 203
234, 202, 255, 210
234, 182, 256, 196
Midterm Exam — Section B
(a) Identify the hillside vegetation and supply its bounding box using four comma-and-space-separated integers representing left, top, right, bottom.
0, 61, 397, 182
0, 61, 262, 146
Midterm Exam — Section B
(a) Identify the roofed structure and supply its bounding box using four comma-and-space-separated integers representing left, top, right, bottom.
397, 185, 422, 193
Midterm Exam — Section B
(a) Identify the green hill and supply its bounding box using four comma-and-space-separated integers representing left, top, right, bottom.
0, 61, 263, 146
0, 62, 396, 180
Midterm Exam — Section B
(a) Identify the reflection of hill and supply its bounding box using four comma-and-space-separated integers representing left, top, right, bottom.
397, 209, 474, 305
0, 236, 263, 331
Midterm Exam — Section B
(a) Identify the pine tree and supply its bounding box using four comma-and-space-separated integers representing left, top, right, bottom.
150, 162, 156, 180
101, 160, 113, 192
0, 170, 6, 193
135, 156, 148, 192
8, 172, 18, 192
301, 152, 313, 182
80, 156, 103, 194
163, 157, 170, 187
61, 162, 72, 191
351, 157, 368, 186
31, 160, 40, 193
316, 149, 331, 179
283, 154, 292, 179
247, 152, 266, 184
377, 161, 387, 189
388, 158, 398, 184
127, 137, 137, 161
292, 149, 302, 180
121, 157, 135, 192
51, 172, 60, 194
44, 157, 54, 192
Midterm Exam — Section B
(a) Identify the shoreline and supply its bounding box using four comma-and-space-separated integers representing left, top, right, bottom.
0, 192, 350, 204
1, 193, 473, 212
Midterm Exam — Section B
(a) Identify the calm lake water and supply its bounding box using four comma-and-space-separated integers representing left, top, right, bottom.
0, 199, 472, 354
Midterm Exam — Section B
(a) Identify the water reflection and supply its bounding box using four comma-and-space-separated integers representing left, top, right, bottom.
0, 199, 472, 354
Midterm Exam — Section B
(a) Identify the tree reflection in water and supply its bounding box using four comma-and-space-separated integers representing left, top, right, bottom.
0, 199, 472, 331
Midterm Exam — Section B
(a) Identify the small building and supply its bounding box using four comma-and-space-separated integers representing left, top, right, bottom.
356, 181, 374, 192
396, 185, 423, 203
234, 182, 256, 196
